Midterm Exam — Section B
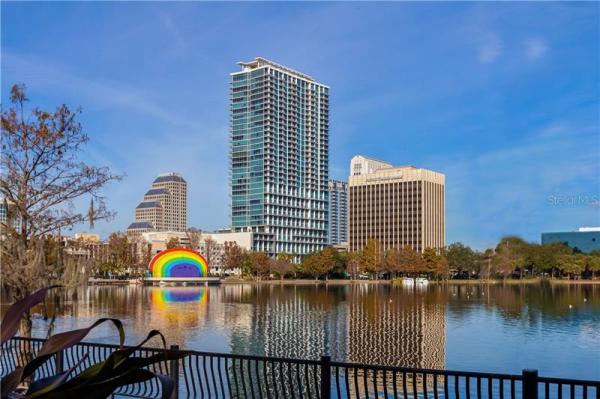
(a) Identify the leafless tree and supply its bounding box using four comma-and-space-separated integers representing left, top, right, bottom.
270, 256, 294, 281
222, 241, 245, 274
202, 237, 219, 272
1, 83, 121, 319
186, 227, 202, 250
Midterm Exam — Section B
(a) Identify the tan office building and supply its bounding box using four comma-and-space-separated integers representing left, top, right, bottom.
127, 172, 187, 234
349, 155, 445, 253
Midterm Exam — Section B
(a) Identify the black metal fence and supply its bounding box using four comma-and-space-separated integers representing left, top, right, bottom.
1, 337, 598, 399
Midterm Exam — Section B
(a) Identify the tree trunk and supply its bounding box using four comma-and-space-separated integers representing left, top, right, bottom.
19, 313, 32, 338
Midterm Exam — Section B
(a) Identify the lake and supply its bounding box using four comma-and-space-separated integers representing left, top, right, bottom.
12, 282, 600, 380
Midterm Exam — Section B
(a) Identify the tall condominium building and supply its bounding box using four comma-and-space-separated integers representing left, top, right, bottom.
127, 173, 187, 234
328, 180, 348, 245
349, 155, 445, 253
230, 57, 329, 257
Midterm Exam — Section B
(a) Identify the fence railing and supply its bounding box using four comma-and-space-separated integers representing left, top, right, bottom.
1, 337, 598, 399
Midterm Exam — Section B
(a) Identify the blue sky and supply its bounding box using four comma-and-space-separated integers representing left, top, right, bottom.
2, 2, 599, 250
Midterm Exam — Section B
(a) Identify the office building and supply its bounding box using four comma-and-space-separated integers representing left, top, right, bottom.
127, 173, 187, 234
349, 155, 445, 253
329, 180, 348, 245
230, 57, 329, 258
541, 227, 600, 253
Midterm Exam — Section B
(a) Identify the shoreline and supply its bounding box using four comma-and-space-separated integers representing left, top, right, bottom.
219, 278, 600, 286
86, 277, 600, 286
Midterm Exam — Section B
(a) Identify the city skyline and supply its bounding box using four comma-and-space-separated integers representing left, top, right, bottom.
1, 2, 598, 250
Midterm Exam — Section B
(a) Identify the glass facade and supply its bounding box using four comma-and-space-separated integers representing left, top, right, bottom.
230, 58, 329, 258
328, 180, 348, 245
541, 231, 600, 253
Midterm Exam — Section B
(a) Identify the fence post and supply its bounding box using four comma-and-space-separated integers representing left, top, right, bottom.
320, 355, 331, 399
55, 350, 64, 374
170, 345, 180, 399
522, 369, 538, 399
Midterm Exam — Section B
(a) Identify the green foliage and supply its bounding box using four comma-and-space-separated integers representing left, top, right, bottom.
331, 250, 348, 275
523, 243, 570, 274
0, 287, 186, 398
587, 255, 600, 272
445, 242, 480, 275
91, 232, 134, 276
557, 254, 586, 276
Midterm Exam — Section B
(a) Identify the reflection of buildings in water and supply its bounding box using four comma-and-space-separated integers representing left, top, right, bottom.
145, 287, 210, 345
342, 285, 446, 398
223, 284, 445, 398
346, 285, 445, 370
214, 284, 254, 331
260, 292, 348, 361
225, 285, 348, 360
223, 284, 445, 370
71, 286, 146, 321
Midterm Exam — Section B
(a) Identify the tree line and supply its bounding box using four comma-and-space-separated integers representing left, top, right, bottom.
446, 236, 600, 280
216, 239, 448, 281
221, 237, 600, 281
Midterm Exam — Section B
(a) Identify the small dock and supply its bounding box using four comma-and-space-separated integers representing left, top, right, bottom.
88, 278, 134, 286
143, 277, 221, 286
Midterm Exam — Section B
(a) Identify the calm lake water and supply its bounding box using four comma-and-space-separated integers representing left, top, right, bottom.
10, 282, 600, 380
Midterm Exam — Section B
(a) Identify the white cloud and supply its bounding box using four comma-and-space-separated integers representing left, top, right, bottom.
525, 38, 548, 60
478, 34, 503, 64
161, 13, 186, 50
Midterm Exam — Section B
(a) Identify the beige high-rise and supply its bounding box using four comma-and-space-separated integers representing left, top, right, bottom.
349, 155, 445, 253
127, 172, 187, 234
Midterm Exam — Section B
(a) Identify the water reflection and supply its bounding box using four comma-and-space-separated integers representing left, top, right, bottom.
2, 282, 599, 379
223, 284, 446, 368
151, 287, 209, 309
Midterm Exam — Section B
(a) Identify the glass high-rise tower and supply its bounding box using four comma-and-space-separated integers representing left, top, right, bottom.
328, 180, 348, 245
230, 57, 329, 258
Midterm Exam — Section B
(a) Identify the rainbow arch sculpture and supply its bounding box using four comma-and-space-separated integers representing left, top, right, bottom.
149, 247, 209, 278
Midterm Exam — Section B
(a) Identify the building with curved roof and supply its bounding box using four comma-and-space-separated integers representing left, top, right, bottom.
127, 172, 187, 235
